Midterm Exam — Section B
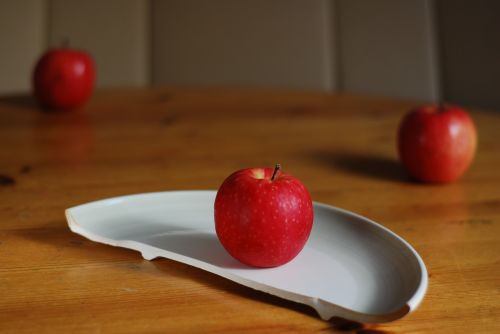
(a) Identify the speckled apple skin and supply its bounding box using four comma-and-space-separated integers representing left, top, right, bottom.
214, 167, 314, 268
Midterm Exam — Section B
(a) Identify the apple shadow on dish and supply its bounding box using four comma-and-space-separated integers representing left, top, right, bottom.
310, 150, 409, 183
150, 259, 326, 319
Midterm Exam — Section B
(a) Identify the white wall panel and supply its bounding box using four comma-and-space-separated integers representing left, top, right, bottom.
152, 0, 335, 91
0, 0, 46, 94
49, 0, 150, 87
1, 0, 498, 110
337, 0, 439, 102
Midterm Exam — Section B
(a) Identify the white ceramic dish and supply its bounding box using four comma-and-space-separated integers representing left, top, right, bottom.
66, 190, 427, 323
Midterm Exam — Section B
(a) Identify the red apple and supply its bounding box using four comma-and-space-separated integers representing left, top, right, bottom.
397, 104, 477, 183
214, 164, 314, 268
33, 46, 95, 110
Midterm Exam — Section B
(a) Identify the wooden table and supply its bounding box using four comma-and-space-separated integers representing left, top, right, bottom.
1, 88, 499, 333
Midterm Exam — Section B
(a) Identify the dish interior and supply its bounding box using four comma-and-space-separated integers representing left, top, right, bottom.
68, 191, 424, 316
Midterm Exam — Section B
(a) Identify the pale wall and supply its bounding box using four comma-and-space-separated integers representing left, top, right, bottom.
0, 0, 498, 109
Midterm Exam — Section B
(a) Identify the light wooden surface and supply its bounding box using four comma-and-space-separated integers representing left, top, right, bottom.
0, 88, 499, 333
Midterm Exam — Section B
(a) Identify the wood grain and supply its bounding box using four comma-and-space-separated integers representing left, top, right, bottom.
0, 88, 499, 333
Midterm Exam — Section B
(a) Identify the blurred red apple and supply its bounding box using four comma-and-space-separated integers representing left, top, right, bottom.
214, 164, 314, 267
33, 46, 95, 110
397, 104, 477, 183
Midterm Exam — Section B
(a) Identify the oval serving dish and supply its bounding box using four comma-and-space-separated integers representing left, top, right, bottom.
66, 190, 427, 323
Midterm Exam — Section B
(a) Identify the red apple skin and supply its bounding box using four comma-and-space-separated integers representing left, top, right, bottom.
33, 48, 95, 110
214, 167, 314, 268
397, 105, 477, 183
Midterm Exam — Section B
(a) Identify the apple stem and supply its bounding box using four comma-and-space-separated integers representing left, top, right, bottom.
271, 164, 281, 181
